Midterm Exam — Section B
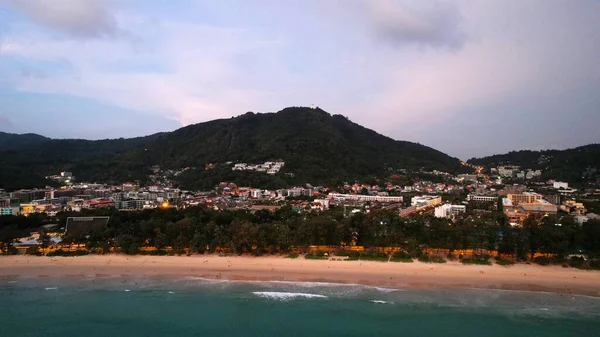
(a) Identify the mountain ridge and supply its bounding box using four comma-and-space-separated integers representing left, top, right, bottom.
0, 106, 460, 190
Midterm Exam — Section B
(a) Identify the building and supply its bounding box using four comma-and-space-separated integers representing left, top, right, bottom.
498, 166, 519, 177
467, 195, 497, 202
19, 204, 35, 216
65, 216, 110, 238
544, 194, 562, 205
0, 208, 12, 216
287, 188, 303, 197
499, 185, 526, 196
411, 195, 442, 208
399, 206, 418, 217
457, 174, 477, 182
519, 200, 558, 214
10, 189, 48, 203
0, 198, 10, 208
312, 199, 330, 211
507, 192, 542, 205
89, 199, 115, 209
122, 184, 137, 192
251, 189, 263, 199
117, 199, 152, 210
329, 193, 403, 203
434, 204, 467, 218
503, 196, 558, 225
553, 181, 569, 189
560, 200, 586, 215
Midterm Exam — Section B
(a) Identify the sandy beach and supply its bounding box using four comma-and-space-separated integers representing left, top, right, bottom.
1, 255, 599, 297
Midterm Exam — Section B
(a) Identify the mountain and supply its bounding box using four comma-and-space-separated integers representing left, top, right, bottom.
0, 107, 463, 190
0, 132, 49, 150
468, 144, 600, 183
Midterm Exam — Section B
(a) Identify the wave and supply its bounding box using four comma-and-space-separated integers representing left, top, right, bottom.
180, 277, 400, 292
370, 300, 394, 304
252, 291, 328, 300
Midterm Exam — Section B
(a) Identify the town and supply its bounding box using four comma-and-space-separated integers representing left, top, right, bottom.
1, 160, 599, 267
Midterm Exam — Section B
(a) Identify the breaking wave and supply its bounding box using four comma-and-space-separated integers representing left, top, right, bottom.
252, 291, 328, 300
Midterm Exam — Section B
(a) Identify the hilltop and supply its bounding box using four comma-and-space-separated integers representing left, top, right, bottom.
0, 107, 463, 190
0, 132, 49, 150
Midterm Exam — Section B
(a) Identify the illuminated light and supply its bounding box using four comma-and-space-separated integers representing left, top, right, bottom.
161, 202, 169, 209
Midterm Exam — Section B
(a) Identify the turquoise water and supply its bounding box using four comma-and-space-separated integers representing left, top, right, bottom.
2, 277, 600, 337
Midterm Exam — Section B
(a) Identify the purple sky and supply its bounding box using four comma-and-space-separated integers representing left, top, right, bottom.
0, 0, 599, 159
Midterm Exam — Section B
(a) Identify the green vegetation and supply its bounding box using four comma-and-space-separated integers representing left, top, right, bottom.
286, 253, 299, 259
418, 255, 446, 263
468, 144, 600, 183
25, 246, 41, 255
47, 249, 88, 257
390, 251, 413, 263
533, 256, 551, 266
0, 107, 463, 190
0, 132, 49, 150
1, 205, 600, 268
494, 256, 515, 266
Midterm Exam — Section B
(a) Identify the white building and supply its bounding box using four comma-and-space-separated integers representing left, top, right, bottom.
251, 189, 263, 199
411, 195, 442, 208
287, 188, 303, 197
434, 204, 467, 218
434, 204, 452, 218
328, 193, 403, 203
313, 199, 330, 210
553, 181, 569, 189
467, 194, 497, 202
498, 166, 517, 177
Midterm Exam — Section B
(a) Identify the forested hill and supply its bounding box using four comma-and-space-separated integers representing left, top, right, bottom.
0, 132, 49, 150
0, 107, 463, 190
468, 144, 600, 182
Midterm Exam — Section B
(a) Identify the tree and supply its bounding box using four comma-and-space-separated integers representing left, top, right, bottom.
39, 230, 51, 249
582, 219, 600, 259
230, 220, 258, 253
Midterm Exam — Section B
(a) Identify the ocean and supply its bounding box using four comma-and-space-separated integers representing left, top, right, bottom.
2, 277, 600, 337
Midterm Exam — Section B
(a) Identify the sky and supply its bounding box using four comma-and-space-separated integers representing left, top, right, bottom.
0, 0, 599, 159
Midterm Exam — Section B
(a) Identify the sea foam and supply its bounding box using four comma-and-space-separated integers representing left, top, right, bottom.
252, 291, 328, 300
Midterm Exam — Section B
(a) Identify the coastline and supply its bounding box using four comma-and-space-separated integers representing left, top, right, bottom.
1, 255, 599, 297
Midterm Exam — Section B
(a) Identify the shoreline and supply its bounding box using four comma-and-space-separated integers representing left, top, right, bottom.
1, 255, 599, 297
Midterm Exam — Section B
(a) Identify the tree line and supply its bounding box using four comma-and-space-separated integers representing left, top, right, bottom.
0, 205, 599, 263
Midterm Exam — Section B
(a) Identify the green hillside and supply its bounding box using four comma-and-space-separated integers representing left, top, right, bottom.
0, 107, 463, 190
468, 144, 600, 182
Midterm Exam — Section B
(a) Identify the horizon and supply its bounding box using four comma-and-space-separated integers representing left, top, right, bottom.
1, 1, 599, 159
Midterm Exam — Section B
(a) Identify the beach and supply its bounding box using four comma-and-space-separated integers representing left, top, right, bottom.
1, 255, 599, 297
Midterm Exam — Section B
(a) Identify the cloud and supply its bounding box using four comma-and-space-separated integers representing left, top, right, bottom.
1, 0, 121, 39
0, 0, 599, 158
2, 19, 286, 126
20, 67, 46, 79
365, 0, 467, 49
